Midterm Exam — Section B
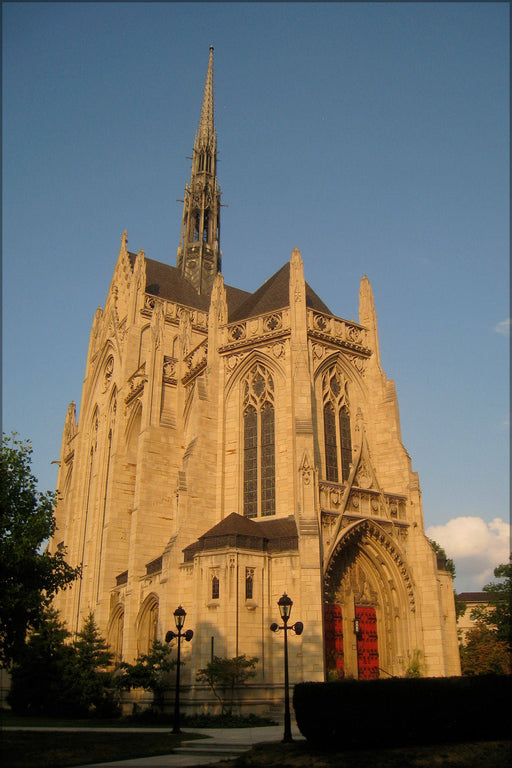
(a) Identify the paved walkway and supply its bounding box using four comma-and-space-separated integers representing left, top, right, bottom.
76, 724, 305, 767
6, 723, 304, 768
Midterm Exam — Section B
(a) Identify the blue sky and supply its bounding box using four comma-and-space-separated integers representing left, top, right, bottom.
2, 2, 509, 591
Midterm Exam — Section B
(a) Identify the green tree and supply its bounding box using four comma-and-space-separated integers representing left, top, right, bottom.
196, 655, 258, 716
7, 607, 80, 716
73, 611, 118, 716
428, 538, 466, 620
0, 434, 81, 666
8, 608, 119, 717
460, 623, 511, 676
470, 559, 512, 650
115, 640, 176, 713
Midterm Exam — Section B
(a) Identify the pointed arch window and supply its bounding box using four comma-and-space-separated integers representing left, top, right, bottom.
243, 364, 276, 518
137, 596, 159, 656
322, 366, 352, 483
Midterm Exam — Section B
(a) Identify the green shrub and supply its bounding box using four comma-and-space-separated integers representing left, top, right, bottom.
196, 655, 258, 716
293, 675, 512, 747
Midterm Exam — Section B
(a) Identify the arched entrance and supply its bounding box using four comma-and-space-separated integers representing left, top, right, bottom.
323, 520, 416, 680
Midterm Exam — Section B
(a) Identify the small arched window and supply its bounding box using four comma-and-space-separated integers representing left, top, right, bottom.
211, 575, 220, 600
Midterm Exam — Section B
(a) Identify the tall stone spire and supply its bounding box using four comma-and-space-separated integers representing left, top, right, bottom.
177, 46, 221, 296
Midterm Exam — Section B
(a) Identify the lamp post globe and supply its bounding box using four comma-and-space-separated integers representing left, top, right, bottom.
278, 593, 293, 623
174, 605, 186, 630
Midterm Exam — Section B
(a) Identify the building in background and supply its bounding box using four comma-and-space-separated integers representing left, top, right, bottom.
51, 48, 460, 711
457, 592, 490, 644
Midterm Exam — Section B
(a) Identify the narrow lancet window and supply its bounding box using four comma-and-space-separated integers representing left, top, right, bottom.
242, 365, 276, 518
244, 407, 258, 518
322, 366, 352, 483
324, 402, 338, 482
245, 569, 254, 600
340, 407, 352, 482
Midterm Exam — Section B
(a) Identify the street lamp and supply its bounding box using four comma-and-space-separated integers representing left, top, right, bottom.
270, 592, 304, 743
165, 605, 194, 734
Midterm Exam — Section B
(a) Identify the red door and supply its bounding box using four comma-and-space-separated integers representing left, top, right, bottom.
355, 606, 379, 679
324, 603, 344, 679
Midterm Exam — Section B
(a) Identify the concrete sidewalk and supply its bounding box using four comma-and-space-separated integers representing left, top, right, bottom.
74, 723, 305, 767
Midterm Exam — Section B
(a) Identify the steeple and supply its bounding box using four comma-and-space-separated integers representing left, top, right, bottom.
177, 46, 221, 296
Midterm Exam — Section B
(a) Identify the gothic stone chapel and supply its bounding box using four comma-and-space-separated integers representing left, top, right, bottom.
51, 48, 461, 711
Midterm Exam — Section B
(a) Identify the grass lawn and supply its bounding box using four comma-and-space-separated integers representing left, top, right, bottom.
1, 729, 198, 768
217, 740, 512, 768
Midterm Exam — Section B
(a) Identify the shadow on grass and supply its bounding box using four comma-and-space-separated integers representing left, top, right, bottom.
1, 730, 199, 768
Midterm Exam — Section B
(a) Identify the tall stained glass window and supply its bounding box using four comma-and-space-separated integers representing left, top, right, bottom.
243, 365, 276, 518
322, 366, 352, 483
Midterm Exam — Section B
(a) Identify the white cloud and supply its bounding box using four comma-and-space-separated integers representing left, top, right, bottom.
494, 318, 511, 336
426, 516, 510, 592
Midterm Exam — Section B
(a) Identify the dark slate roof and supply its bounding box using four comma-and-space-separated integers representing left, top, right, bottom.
145, 258, 211, 310
127, 252, 331, 319
199, 512, 265, 539
229, 262, 332, 322
182, 513, 298, 560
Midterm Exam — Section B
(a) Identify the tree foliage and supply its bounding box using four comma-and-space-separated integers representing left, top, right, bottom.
0, 434, 81, 666
8, 609, 118, 717
196, 655, 258, 715
73, 611, 117, 715
470, 559, 512, 650
428, 538, 466, 620
459, 623, 511, 676
8, 608, 77, 715
115, 640, 176, 713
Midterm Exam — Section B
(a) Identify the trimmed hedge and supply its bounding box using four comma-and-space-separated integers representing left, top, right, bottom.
293, 675, 512, 747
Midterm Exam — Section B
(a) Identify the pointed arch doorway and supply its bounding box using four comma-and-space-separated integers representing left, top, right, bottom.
323, 520, 415, 680
324, 585, 380, 680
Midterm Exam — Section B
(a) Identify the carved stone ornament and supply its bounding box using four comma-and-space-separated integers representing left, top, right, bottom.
313, 343, 325, 361
355, 460, 372, 489
330, 489, 341, 506
103, 356, 114, 392
348, 355, 367, 377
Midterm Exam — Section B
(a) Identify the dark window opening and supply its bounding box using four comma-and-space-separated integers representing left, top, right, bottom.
324, 402, 338, 481
340, 408, 352, 481
245, 570, 254, 600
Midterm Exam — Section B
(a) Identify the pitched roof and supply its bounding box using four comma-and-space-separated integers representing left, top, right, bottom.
145, 258, 211, 310
128, 253, 332, 320
199, 512, 265, 539
229, 262, 332, 322
182, 513, 298, 560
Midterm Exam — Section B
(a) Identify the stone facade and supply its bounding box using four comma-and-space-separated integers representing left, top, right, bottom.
50, 48, 460, 713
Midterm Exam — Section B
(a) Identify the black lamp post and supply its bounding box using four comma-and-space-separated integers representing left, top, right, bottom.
165, 605, 193, 734
270, 592, 303, 743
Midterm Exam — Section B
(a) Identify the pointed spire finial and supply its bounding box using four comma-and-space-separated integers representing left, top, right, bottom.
198, 46, 215, 141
